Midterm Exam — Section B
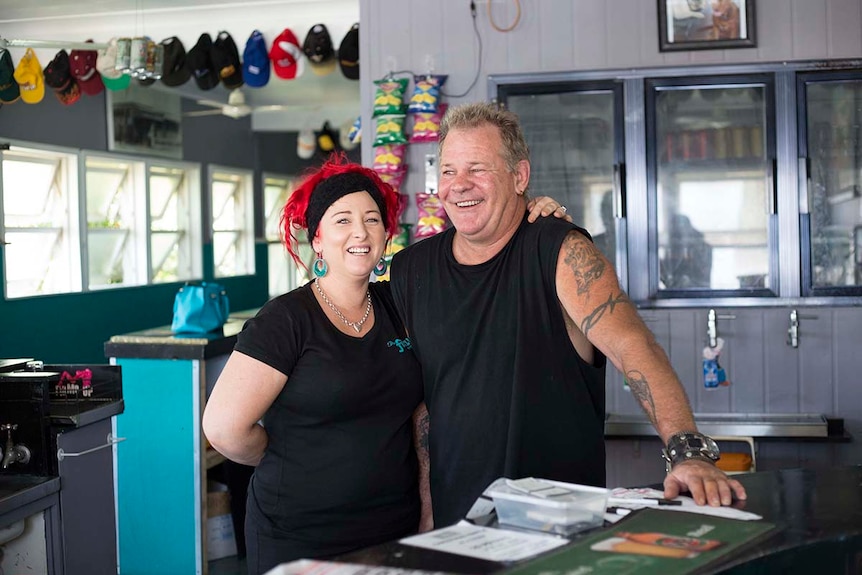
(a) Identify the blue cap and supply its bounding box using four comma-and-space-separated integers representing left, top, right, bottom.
242, 30, 270, 88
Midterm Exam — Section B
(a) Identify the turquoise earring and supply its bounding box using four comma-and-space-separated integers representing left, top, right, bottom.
373, 257, 388, 277
313, 253, 328, 278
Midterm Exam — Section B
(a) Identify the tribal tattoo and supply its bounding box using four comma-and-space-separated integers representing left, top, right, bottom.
626, 369, 657, 425
580, 291, 629, 338
563, 234, 606, 296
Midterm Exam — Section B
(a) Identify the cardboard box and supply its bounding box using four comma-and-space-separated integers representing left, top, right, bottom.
207, 491, 237, 561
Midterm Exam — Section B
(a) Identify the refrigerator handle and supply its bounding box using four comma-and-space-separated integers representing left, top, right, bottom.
798, 156, 810, 215
613, 163, 627, 219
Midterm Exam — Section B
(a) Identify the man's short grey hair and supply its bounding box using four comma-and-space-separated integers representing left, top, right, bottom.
438, 102, 531, 174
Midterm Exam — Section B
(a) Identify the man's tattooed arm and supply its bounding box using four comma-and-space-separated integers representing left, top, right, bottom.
580, 291, 630, 339
563, 234, 606, 295
626, 369, 658, 425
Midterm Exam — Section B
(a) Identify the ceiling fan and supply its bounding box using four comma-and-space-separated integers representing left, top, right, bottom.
184, 88, 291, 119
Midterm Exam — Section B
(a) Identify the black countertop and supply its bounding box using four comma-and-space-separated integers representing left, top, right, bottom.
0, 475, 60, 518
103, 317, 247, 360
337, 466, 862, 574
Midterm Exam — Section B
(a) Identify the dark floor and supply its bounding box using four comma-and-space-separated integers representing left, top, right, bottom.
210, 554, 248, 575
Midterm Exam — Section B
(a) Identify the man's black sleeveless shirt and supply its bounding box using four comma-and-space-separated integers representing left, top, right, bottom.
391, 213, 607, 527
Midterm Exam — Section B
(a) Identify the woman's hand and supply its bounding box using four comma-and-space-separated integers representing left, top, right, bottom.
527, 196, 572, 223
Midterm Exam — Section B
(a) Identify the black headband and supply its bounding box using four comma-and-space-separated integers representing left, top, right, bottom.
305, 172, 388, 245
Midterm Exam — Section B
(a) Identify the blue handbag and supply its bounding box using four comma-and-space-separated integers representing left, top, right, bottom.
171, 282, 230, 334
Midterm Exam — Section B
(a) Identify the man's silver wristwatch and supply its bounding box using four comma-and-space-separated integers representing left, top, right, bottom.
661, 431, 720, 473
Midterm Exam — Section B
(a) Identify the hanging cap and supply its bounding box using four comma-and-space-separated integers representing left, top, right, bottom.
302, 23, 336, 76
13, 48, 43, 104
211, 31, 244, 89
186, 33, 219, 90
0, 50, 21, 103
242, 30, 270, 88
160, 36, 191, 87
44, 50, 82, 106
297, 128, 316, 159
96, 38, 132, 91
338, 23, 359, 81
316, 121, 338, 154
269, 28, 304, 80
97, 38, 122, 79
339, 116, 358, 150
70, 40, 105, 96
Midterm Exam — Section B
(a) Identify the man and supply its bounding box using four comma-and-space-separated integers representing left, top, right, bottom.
390, 102, 746, 528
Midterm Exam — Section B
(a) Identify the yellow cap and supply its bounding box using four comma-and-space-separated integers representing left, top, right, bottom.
13, 48, 45, 104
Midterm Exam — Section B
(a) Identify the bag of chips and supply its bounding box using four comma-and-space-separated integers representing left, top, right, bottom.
410, 104, 447, 143
415, 193, 449, 239
373, 77, 409, 117
373, 144, 407, 173
376, 169, 407, 194
373, 114, 408, 147
407, 74, 447, 114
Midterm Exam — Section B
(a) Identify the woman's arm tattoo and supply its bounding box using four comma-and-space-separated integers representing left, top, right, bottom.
626, 369, 657, 425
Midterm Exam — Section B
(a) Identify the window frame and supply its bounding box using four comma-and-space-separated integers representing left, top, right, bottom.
1, 139, 204, 300
208, 165, 255, 279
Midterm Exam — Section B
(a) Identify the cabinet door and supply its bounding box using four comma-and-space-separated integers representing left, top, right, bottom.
498, 80, 628, 284
797, 71, 862, 296
56, 418, 117, 575
646, 74, 778, 298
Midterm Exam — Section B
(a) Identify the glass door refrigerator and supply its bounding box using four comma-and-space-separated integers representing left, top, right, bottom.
496, 80, 628, 287
797, 71, 862, 297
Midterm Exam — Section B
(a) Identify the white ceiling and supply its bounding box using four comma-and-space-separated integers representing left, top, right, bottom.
0, 0, 360, 131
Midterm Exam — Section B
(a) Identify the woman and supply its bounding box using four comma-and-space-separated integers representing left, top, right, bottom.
202, 155, 568, 574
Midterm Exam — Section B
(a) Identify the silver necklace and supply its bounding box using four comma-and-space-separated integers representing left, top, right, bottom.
314, 278, 372, 333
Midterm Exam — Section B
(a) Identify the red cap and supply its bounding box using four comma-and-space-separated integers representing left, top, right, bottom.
69, 42, 105, 96
268, 28, 305, 80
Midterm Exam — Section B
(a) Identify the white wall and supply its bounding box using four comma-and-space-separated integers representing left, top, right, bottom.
359, 0, 862, 204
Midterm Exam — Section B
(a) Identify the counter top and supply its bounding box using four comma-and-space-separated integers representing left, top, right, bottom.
50, 398, 125, 427
0, 475, 60, 519
336, 465, 862, 574
103, 308, 261, 360
605, 412, 850, 441
104, 319, 245, 360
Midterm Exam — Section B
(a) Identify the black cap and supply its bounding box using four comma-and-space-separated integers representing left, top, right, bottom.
43, 50, 72, 90
211, 31, 244, 90
316, 121, 339, 154
302, 23, 335, 64
43, 50, 81, 105
160, 36, 191, 87
338, 23, 359, 81
185, 33, 219, 91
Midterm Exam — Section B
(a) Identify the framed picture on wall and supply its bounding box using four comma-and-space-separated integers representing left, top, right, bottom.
658, 0, 756, 52
107, 84, 183, 159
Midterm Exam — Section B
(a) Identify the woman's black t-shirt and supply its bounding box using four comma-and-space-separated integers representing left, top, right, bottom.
235, 281, 422, 559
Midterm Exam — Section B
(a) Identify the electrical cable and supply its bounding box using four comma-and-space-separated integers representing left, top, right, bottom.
487, 0, 521, 33
382, 1, 482, 98
441, 0, 482, 98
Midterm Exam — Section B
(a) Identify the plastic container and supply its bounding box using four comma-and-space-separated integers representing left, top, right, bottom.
487, 478, 609, 536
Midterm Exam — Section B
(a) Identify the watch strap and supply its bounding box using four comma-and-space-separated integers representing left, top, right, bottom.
662, 431, 720, 472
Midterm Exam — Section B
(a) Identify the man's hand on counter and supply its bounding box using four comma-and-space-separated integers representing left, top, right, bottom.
663, 459, 748, 507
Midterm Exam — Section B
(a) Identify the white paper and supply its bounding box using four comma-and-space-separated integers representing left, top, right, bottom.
264, 559, 451, 575
398, 521, 567, 562
609, 487, 762, 520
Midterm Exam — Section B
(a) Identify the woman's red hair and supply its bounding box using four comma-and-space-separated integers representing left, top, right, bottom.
280, 152, 402, 270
